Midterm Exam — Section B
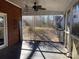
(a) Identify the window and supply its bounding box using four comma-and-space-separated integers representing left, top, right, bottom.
55, 15, 64, 30
0, 16, 4, 45
72, 4, 79, 36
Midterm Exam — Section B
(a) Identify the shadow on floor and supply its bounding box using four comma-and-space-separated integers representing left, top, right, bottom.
0, 41, 22, 59
27, 41, 46, 59
32, 32, 67, 55
0, 40, 68, 59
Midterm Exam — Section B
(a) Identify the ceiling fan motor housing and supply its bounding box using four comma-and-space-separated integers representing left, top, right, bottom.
33, 5, 38, 11
32, 2, 38, 11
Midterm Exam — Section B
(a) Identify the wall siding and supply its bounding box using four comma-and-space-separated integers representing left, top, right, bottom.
0, 0, 22, 46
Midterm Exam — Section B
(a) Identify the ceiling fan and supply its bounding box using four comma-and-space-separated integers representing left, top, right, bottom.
32, 1, 46, 11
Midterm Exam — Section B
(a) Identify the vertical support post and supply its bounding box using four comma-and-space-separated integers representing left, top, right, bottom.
53, 16, 56, 27
66, 8, 73, 58
67, 7, 73, 58
64, 12, 68, 48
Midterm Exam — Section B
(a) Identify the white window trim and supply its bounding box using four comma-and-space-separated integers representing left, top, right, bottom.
0, 12, 8, 49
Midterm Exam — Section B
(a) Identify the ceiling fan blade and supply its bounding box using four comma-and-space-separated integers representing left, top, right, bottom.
39, 8, 46, 10
37, 5, 46, 10
24, 5, 29, 12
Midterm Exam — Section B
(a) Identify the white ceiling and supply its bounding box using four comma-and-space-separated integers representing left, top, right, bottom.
6, 0, 76, 15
